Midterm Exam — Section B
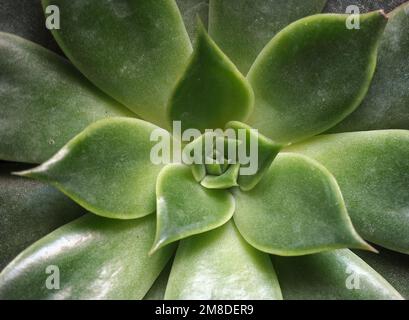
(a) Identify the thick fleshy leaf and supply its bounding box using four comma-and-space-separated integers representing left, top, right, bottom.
354, 245, 409, 299
0, 162, 84, 270
233, 153, 371, 256
0, 32, 133, 164
176, 0, 209, 44
226, 121, 281, 191
247, 11, 387, 144
201, 163, 240, 189
167, 21, 254, 132
165, 222, 283, 300
143, 258, 173, 300
208, 0, 327, 74
0, 214, 175, 299
329, 2, 409, 132
17, 118, 169, 219
42, 0, 192, 128
151, 164, 235, 253
271, 249, 403, 300
286, 130, 409, 254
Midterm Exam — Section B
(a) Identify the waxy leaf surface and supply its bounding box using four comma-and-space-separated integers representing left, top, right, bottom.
286, 130, 409, 254
208, 0, 327, 73
272, 249, 402, 300
0, 214, 175, 299
42, 0, 192, 127
165, 222, 283, 300
0, 32, 132, 164
247, 11, 387, 143
234, 153, 370, 256
18, 118, 169, 219
168, 22, 254, 132
152, 164, 235, 253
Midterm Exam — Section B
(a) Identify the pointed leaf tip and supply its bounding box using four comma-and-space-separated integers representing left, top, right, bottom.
151, 164, 235, 253
234, 153, 371, 256
247, 11, 388, 143
167, 21, 254, 132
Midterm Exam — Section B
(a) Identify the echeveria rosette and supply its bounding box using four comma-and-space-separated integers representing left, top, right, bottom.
0, 0, 408, 300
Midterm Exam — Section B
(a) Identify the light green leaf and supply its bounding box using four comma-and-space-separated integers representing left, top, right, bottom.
0, 32, 132, 164
234, 153, 371, 256
226, 121, 281, 191
176, 0, 209, 44
354, 245, 409, 299
247, 11, 387, 144
42, 0, 192, 128
285, 130, 409, 254
165, 222, 283, 300
201, 163, 240, 189
272, 249, 403, 300
16, 118, 169, 220
0, 162, 84, 270
0, 214, 175, 299
167, 21, 254, 132
330, 2, 409, 132
143, 258, 173, 300
208, 0, 327, 74
151, 164, 235, 253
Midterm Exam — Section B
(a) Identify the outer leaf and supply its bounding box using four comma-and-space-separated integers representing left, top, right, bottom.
143, 259, 173, 300
167, 21, 254, 132
208, 0, 327, 74
226, 121, 281, 191
0, 32, 132, 164
151, 164, 235, 253
0, 214, 175, 299
0, 162, 84, 270
247, 11, 387, 144
354, 245, 409, 299
165, 222, 283, 300
176, 0, 209, 44
271, 249, 403, 300
42, 0, 192, 128
233, 153, 371, 256
17, 118, 169, 220
330, 2, 409, 132
286, 130, 409, 254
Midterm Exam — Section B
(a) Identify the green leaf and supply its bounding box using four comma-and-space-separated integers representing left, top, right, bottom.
285, 130, 409, 254
0, 32, 133, 164
208, 0, 327, 74
176, 0, 209, 44
42, 0, 192, 128
167, 21, 254, 132
271, 249, 403, 300
0, 162, 84, 270
226, 121, 281, 191
16, 118, 169, 220
151, 164, 235, 253
165, 222, 283, 300
201, 163, 240, 189
329, 2, 409, 132
0, 214, 174, 299
143, 258, 173, 300
233, 153, 371, 256
247, 11, 387, 144
354, 245, 409, 299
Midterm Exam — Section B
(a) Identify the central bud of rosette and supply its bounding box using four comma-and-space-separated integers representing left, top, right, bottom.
170, 121, 282, 191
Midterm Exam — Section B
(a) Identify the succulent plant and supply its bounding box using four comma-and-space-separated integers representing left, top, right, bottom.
0, 0, 409, 300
